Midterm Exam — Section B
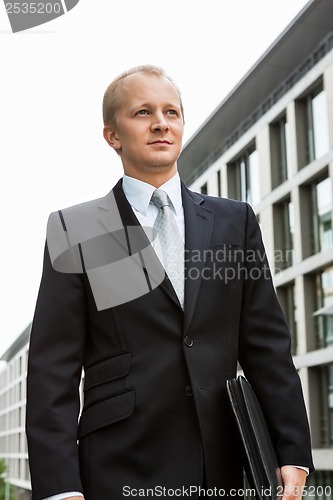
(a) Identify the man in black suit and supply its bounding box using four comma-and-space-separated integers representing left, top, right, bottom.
26, 65, 313, 500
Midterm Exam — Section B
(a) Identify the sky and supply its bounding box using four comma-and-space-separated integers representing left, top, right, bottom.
0, 0, 311, 357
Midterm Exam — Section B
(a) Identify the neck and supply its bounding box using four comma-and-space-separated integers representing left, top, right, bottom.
123, 165, 178, 188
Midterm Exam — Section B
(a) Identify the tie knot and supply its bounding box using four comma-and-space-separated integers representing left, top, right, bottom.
151, 189, 170, 210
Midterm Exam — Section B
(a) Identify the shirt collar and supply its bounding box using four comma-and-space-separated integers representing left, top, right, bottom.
122, 172, 182, 216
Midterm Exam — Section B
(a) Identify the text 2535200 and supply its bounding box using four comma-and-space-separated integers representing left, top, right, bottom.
5, 3, 62, 14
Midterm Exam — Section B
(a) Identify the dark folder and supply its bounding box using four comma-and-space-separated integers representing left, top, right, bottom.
226, 376, 283, 500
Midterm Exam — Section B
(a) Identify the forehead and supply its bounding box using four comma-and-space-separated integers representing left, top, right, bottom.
119, 73, 181, 107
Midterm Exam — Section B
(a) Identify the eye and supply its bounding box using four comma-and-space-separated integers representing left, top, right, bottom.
165, 109, 178, 116
136, 109, 150, 116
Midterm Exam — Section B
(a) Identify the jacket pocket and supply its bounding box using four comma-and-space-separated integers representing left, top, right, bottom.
83, 351, 131, 408
78, 388, 135, 439
206, 244, 242, 261
84, 351, 131, 391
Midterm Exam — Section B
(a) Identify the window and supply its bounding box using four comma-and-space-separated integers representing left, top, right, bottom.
273, 198, 294, 270
305, 470, 333, 500
314, 266, 333, 349
313, 177, 333, 253
328, 365, 333, 447
200, 182, 208, 195
217, 170, 222, 197
228, 145, 260, 206
309, 87, 330, 160
296, 83, 329, 167
317, 364, 333, 449
300, 174, 333, 257
270, 114, 292, 187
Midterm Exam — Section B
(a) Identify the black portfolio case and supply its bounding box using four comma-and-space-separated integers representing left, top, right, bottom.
226, 376, 283, 500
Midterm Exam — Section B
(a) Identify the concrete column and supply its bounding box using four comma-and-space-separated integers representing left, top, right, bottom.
286, 101, 299, 177
256, 125, 271, 198
323, 63, 333, 149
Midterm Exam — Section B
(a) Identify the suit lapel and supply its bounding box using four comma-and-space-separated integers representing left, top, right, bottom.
182, 184, 213, 333
99, 179, 180, 307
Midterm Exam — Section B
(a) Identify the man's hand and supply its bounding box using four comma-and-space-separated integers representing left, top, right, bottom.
281, 466, 307, 500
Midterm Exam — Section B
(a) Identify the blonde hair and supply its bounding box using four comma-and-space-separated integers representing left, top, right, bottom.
102, 65, 184, 126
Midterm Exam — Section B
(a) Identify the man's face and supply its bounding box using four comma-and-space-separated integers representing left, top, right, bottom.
104, 73, 184, 182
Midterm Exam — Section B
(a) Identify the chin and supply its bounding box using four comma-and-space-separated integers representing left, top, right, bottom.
147, 162, 176, 171
147, 154, 179, 169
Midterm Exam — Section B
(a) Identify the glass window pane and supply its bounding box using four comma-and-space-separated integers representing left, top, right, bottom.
317, 267, 333, 347
240, 158, 247, 202
200, 182, 208, 195
274, 199, 294, 270
321, 267, 333, 306
285, 121, 292, 180
328, 365, 333, 446
316, 177, 333, 251
312, 90, 330, 159
233, 146, 259, 205
248, 150, 260, 206
286, 201, 294, 266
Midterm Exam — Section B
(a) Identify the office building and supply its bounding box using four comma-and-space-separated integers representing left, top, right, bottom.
0, 325, 31, 499
178, 0, 333, 492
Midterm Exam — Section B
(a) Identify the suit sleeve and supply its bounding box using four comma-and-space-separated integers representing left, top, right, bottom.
238, 203, 314, 472
26, 216, 87, 499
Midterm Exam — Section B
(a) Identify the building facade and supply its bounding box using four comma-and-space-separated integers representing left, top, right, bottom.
178, 0, 333, 493
0, 326, 31, 498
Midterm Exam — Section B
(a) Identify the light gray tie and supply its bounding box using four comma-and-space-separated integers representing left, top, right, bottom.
151, 189, 184, 308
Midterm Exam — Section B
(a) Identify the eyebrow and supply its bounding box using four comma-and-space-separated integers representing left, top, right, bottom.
132, 102, 181, 109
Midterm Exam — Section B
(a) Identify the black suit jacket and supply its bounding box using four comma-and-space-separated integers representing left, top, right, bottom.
26, 180, 314, 499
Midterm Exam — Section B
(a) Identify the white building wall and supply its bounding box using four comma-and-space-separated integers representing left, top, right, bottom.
0, 340, 31, 494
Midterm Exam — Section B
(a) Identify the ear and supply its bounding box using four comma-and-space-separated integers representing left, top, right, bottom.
103, 126, 121, 152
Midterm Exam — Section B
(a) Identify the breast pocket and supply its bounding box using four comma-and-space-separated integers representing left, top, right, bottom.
203, 243, 244, 283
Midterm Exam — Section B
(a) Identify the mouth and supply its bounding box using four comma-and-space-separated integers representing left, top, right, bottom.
149, 140, 172, 145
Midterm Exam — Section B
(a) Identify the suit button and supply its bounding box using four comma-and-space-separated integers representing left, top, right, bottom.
185, 385, 193, 396
184, 336, 194, 347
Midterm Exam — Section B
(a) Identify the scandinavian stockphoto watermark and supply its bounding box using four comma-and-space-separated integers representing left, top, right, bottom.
4, 0, 79, 33
46, 192, 283, 311
47, 192, 166, 310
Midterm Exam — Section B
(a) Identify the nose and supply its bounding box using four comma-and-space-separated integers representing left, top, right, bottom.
151, 113, 169, 132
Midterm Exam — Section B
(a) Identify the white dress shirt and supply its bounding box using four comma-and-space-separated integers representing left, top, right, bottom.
45, 494, 83, 500
122, 172, 185, 241
43, 173, 307, 499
